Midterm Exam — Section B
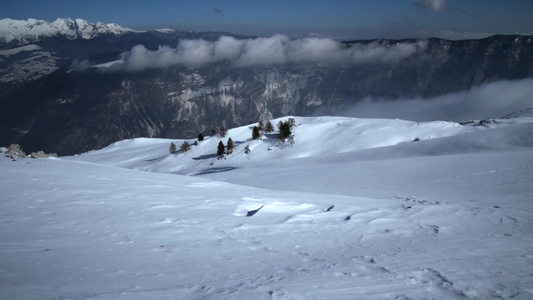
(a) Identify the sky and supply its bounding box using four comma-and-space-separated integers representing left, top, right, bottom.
0, 0, 532, 40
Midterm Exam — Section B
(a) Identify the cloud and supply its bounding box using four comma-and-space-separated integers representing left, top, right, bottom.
414, 0, 446, 12
325, 78, 533, 122
71, 58, 91, 72
103, 35, 426, 72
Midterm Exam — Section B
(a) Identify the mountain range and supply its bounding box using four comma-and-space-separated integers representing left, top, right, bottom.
0, 18, 135, 45
0, 18, 532, 155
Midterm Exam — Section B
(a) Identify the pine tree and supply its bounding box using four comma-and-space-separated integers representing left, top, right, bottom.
265, 120, 274, 133
278, 118, 296, 142
226, 138, 234, 154
287, 117, 295, 127
169, 142, 177, 154
258, 120, 264, 131
211, 128, 217, 136
220, 125, 228, 137
180, 141, 191, 152
217, 141, 225, 157
278, 121, 290, 140
252, 126, 261, 140
198, 133, 204, 141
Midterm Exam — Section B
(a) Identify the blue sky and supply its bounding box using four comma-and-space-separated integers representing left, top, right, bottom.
1, 0, 532, 39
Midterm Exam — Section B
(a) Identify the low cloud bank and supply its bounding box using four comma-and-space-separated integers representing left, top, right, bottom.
94, 35, 426, 72
326, 78, 533, 122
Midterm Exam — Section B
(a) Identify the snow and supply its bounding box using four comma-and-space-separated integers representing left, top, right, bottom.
1, 114, 533, 299
155, 28, 178, 34
0, 18, 134, 44
93, 59, 124, 69
68, 116, 518, 171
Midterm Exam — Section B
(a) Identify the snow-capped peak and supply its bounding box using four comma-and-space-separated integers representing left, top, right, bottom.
0, 17, 135, 45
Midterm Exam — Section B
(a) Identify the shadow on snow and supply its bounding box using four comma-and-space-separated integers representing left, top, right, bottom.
192, 167, 238, 176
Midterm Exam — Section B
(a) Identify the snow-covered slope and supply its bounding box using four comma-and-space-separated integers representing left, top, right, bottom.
2, 115, 533, 299
0, 18, 135, 45
69, 115, 530, 175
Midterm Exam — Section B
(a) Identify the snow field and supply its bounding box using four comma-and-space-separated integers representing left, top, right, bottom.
1, 115, 533, 299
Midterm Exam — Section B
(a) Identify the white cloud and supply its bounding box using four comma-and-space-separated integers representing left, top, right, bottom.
414, 0, 446, 12
103, 35, 427, 72
328, 78, 533, 122
234, 35, 290, 66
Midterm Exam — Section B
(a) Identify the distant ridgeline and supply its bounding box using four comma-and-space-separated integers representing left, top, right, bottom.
0, 18, 532, 155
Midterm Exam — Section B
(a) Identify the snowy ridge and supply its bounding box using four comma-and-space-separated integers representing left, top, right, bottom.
0, 18, 135, 45
2, 115, 533, 299
70, 116, 525, 173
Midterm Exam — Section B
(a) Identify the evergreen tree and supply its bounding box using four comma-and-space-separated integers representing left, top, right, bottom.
278, 118, 296, 142
278, 122, 290, 140
220, 125, 228, 137
217, 141, 225, 157
287, 117, 296, 127
258, 120, 264, 131
211, 128, 217, 136
265, 120, 274, 133
198, 133, 204, 141
252, 126, 261, 140
180, 141, 191, 152
169, 142, 177, 154
226, 138, 234, 154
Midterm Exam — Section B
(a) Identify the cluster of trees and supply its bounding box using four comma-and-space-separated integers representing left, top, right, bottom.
218, 117, 296, 158
169, 141, 193, 154
217, 137, 235, 158
211, 126, 228, 138
252, 119, 276, 140
169, 118, 296, 158
169, 130, 208, 154
254, 118, 295, 144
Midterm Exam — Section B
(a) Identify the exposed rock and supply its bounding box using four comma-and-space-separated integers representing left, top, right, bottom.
7, 143, 25, 157
30, 151, 58, 158
246, 205, 264, 217
1, 144, 57, 159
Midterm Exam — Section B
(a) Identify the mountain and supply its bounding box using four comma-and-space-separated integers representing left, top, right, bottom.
0, 18, 532, 155
0, 18, 135, 46
2, 115, 533, 299
0, 18, 249, 86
